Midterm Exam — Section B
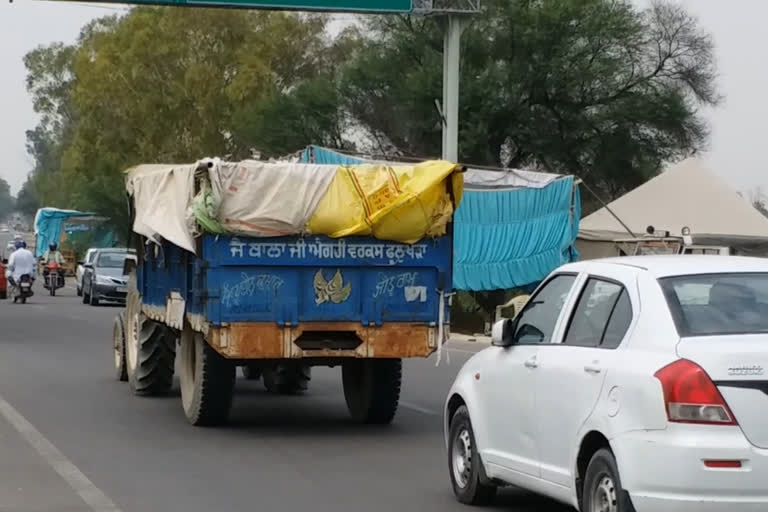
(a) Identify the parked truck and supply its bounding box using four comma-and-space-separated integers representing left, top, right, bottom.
115, 158, 462, 426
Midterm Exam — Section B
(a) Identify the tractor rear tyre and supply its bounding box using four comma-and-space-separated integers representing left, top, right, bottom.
179, 327, 235, 427
342, 359, 402, 425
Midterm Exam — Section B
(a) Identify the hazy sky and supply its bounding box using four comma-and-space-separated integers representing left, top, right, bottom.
0, 1, 766, 196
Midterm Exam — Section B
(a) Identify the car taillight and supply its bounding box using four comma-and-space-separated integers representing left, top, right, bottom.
654, 359, 737, 425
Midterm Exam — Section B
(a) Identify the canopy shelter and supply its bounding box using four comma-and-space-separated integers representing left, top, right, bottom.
299, 146, 581, 291
33, 208, 109, 257
577, 158, 768, 259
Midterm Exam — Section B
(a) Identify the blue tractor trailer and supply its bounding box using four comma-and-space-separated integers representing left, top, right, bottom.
115, 158, 462, 426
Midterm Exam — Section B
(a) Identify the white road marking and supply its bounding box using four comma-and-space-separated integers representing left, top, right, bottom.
0, 394, 123, 512
400, 401, 438, 415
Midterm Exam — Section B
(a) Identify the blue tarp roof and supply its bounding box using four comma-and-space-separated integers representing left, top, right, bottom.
33, 208, 107, 257
299, 145, 580, 291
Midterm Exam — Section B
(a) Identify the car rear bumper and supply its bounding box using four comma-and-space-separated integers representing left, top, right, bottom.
93, 284, 128, 303
613, 426, 768, 512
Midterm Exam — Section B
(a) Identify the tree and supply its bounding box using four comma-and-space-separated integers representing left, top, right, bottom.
0, 177, 15, 220
24, 8, 356, 230
15, 176, 40, 218
341, 0, 720, 200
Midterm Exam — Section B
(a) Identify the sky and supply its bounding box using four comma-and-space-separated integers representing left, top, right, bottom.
0, 0, 766, 197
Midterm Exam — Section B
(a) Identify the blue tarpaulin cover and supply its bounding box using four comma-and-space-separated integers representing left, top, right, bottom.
299, 145, 580, 291
33, 208, 109, 257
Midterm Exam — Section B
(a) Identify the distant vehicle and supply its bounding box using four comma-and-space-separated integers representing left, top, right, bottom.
10, 274, 34, 304
446, 256, 768, 512
81, 248, 135, 306
76, 248, 99, 297
43, 262, 65, 296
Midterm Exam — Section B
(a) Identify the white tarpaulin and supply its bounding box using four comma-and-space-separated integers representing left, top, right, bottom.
126, 163, 197, 252
463, 168, 561, 190
207, 160, 337, 237
126, 159, 339, 253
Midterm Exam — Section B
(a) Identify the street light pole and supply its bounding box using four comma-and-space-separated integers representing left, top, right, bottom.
441, 14, 469, 162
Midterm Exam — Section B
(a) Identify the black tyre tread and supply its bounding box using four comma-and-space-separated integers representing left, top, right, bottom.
263, 364, 311, 394
583, 449, 636, 512
90, 285, 99, 306
448, 405, 497, 505
343, 359, 402, 424
113, 313, 128, 382
129, 318, 175, 396
185, 337, 235, 426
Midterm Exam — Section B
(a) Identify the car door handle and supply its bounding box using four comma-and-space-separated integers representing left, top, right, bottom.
584, 364, 602, 375
524, 357, 539, 369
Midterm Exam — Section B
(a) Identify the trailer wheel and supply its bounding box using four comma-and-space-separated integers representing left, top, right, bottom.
179, 327, 235, 426
241, 365, 262, 381
113, 313, 128, 382
262, 364, 311, 394
342, 359, 402, 425
125, 312, 175, 396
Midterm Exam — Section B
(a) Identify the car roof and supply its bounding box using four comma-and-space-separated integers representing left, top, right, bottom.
560, 255, 768, 278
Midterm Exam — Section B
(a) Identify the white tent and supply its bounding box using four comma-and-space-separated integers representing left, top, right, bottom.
577, 158, 768, 259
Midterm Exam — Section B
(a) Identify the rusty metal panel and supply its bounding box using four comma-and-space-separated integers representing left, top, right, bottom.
206, 322, 437, 360
210, 323, 284, 359
369, 324, 432, 358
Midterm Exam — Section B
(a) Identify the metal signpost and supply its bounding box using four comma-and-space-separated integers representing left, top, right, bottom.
42, 0, 481, 162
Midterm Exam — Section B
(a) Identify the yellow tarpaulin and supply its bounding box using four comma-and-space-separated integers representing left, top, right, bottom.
307, 160, 464, 244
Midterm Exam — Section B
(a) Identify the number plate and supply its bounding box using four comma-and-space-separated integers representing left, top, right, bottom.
116, 286, 127, 293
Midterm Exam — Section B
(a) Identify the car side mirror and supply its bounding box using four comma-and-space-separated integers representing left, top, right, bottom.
491, 318, 517, 348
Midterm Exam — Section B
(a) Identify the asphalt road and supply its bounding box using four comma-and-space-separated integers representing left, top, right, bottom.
0, 282, 568, 512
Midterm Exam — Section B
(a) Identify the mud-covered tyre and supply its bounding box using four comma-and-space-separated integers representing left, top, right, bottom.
448, 405, 497, 505
113, 313, 128, 382
263, 364, 311, 394
342, 359, 402, 424
241, 365, 262, 381
179, 327, 235, 426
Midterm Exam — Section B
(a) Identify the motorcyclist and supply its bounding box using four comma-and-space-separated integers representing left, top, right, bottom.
7, 240, 35, 292
42, 242, 65, 288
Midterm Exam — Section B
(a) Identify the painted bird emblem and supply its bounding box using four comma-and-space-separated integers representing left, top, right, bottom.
314, 269, 352, 305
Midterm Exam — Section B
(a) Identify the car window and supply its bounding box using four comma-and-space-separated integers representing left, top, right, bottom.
514, 274, 576, 345
601, 290, 632, 349
97, 252, 127, 268
564, 279, 624, 348
661, 273, 768, 336
87, 250, 98, 263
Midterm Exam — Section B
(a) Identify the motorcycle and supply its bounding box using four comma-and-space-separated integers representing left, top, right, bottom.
10, 274, 34, 304
44, 262, 64, 296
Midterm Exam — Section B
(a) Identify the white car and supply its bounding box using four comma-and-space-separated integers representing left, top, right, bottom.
445, 256, 768, 512
76, 248, 99, 297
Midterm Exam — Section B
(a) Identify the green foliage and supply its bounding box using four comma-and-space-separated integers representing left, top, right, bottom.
0, 178, 14, 220
342, 0, 719, 200
24, 8, 350, 229
23, 0, 719, 233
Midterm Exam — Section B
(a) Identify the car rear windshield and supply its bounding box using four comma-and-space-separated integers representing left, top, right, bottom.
97, 253, 126, 268
660, 273, 768, 337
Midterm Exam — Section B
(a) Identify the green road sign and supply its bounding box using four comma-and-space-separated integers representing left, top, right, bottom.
67, 0, 413, 12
